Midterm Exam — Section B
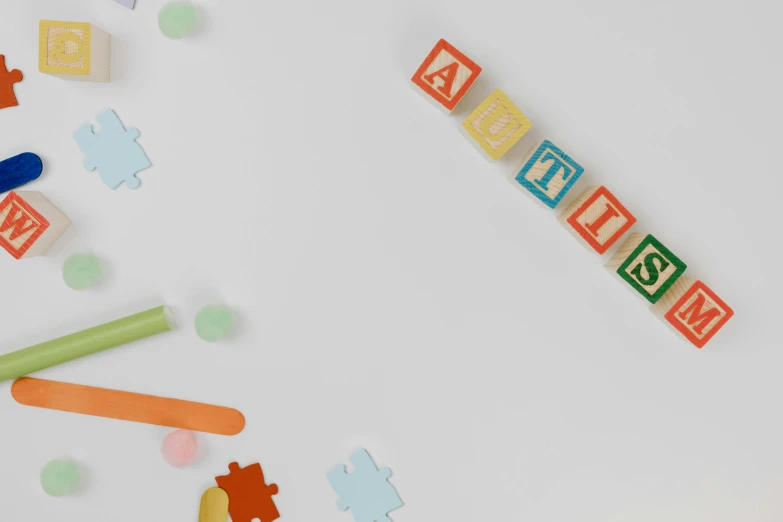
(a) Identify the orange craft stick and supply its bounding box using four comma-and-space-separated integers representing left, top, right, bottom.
11, 377, 245, 436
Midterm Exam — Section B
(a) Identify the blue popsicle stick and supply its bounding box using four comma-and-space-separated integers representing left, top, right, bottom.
0, 153, 42, 194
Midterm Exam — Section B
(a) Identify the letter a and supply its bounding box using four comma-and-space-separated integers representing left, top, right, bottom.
423, 62, 459, 98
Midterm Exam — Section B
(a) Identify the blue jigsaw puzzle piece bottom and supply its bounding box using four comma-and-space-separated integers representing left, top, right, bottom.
0, 153, 42, 194
74, 109, 151, 190
328, 449, 403, 522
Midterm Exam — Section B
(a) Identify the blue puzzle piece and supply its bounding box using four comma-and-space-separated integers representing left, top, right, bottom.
114, 0, 136, 8
328, 449, 403, 522
74, 108, 150, 189
0, 152, 42, 194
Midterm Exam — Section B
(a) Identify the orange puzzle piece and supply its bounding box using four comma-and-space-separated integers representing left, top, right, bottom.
0, 55, 23, 109
215, 462, 280, 522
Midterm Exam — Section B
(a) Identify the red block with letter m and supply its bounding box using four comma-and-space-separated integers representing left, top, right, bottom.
660, 279, 734, 348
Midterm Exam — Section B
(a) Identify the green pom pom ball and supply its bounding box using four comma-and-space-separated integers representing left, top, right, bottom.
62, 253, 102, 290
159, 1, 198, 39
195, 305, 234, 342
41, 459, 81, 497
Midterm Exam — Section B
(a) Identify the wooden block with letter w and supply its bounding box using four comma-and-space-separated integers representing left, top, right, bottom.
0, 191, 71, 260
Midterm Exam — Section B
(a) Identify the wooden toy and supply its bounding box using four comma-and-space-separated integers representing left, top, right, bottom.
39, 20, 110, 82
216, 462, 280, 522
0, 306, 172, 381
461, 89, 531, 161
199, 487, 229, 522
11, 378, 246, 435
328, 449, 403, 522
74, 109, 151, 189
606, 232, 687, 304
651, 276, 734, 348
558, 185, 636, 253
0, 55, 23, 109
0, 191, 70, 260
411, 39, 482, 113
515, 139, 583, 208
0, 153, 42, 194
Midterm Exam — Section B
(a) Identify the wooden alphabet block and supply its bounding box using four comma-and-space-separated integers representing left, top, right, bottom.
515, 140, 583, 208
606, 232, 686, 303
651, 276, 734, 348
0, 191, 71, 260
558, 186, 636, 253
39, 20, 110, 82
411, 39, 482, 113
461, 89, 531, 161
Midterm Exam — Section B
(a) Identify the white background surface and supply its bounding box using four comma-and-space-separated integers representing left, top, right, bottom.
0, 0, 781, 520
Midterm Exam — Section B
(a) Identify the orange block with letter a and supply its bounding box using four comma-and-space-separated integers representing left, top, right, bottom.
652, 276, 734, 348
411, 39, 482, 113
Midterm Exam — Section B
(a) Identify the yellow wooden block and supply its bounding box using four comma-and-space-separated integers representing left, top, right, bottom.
38, 20, 110, 82
460, 89, 532, 161
199, 487, 229, 522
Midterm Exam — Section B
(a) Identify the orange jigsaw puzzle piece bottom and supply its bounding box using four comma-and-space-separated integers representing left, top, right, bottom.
215, 462, 280, 522
0, 55, 22, 110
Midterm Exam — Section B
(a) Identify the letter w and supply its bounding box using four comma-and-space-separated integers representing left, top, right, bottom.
678, 293, 721, 335
0, 206, 37, 241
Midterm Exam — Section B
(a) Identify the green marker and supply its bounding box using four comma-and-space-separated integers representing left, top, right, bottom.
0, 306, 174, 382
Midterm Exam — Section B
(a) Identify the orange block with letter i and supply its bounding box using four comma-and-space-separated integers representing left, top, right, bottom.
559, 185, 636, 254
411, 39, 482, 113
651, 276, 734, 348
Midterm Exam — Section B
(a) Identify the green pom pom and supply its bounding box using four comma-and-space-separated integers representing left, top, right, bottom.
195, 305, 234, 342
159, 1, 198, 39
41, 459, 80, 497
62, 253, 102, 290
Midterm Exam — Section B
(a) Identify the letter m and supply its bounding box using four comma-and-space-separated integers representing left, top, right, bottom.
677, 292, 721, 335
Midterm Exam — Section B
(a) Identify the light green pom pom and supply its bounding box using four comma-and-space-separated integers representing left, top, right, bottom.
195, 305, 234, 342
159, 1, 198, 39
62, 253, 102, 290
41, 459, 80, 497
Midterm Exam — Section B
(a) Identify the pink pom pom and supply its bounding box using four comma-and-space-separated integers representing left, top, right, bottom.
162, 429, 197, 468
